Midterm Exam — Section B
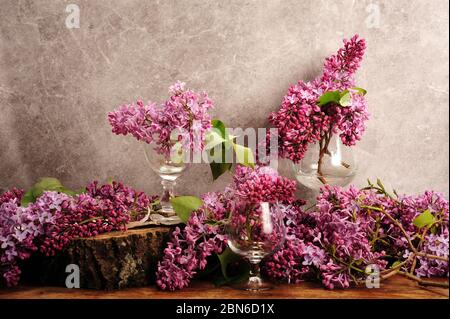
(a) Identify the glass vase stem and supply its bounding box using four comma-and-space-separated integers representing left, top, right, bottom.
249, 262, 261, 279
317, 131, 333, 185
160, 179, 176, 216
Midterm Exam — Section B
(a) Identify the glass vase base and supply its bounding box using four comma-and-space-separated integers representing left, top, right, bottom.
230, 276, 274, 291
295, 171, 356, 191
159, 206, 177, 217
150, 213, 182, 225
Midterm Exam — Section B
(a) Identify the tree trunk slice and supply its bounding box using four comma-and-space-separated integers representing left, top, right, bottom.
21, 226, 176, 290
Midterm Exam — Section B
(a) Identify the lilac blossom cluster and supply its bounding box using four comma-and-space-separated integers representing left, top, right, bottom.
314, 186, 388, 289
0, 191, 68, 286
415, 231, 449, 278
39, 181, 155, 257
108, 81, 214, 157
0, 181, 157, 287
268, 35, 369, 162
156, 165, 297, 290
395, 191, 449, 278
264, 185, 449, 289
157, 167, 444, 291
263, 200, 327, 284
155, 195, 228, 291
1, 189, 28, 286
233, 165, 297, 204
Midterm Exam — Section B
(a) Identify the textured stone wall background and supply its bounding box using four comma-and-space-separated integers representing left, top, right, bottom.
0, 0, 448, 199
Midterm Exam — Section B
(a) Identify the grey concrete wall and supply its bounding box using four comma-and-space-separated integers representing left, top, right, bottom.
0, 0, 448, 200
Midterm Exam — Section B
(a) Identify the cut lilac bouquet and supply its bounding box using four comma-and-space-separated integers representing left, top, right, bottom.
268, 35, 369, 184
156, 165, 297, 291
0, 178, 157, 287
108, 81, 214, 158
1, 174, 448, 290
158, 171, 448, 290
266, 181, 449, 288
108, 81, 256, 181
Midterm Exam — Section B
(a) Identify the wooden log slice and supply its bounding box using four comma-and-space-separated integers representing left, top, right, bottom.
20, 226, 175, 290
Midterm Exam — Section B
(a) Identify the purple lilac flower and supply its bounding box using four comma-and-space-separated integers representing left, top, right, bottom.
157, 165, 298, 290
1, 182, 157, 286
85, 180, 156, 222
265, 186, 388, 289
264, 201, 327, 284
40, 181, 155, 256
316, 185, 448, 288
268, 35, 369, 162
314, 186, 388, 289
0, 191, 69, 286
108, 81, 214, 158
156, 207, 226, 291
0, 188, 24, 206
416, 230, 449, 278
320, 35, 366, 91
233, 165, 297, 204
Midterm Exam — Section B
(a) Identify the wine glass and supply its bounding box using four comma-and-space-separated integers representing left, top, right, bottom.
143, 142, 187, 223
226, 202, 285, 291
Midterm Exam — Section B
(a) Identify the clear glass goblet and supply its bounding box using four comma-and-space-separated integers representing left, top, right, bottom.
143, 142, 187, 222
226, 202, 285, 291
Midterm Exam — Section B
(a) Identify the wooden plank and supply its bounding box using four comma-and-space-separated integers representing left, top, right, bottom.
0, 276, 447, 299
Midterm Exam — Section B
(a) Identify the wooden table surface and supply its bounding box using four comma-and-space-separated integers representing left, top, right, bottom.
0, 276, 448, 299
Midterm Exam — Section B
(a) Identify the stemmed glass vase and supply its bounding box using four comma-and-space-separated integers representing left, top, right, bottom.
143, 142, 187, 222
292, 133, 357, 191
226, 202, 285, 291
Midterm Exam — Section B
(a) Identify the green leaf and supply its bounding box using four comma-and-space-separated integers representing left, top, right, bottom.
212, 266, 250, 287
233, 143, 255, 168
318, 89, 362, 107
210, 162, 232, 180
58, 187, 77, 196
390, 261, 402, 269
211, 119, 227, 139
352, 87, 367, 96
34, 177, 64, 192
208, 140, 233, 180
317, 91, 341, 106
195, 256, 221, 279
21, 177, 66, 207
75, 187, 86, 194
431, 226, 438, 235
218, 248, 241, 280
375, 178, 387, 195
376, 178, 385, 190
20, 177, 82, 206
20, 190, 35, 207
170, 196, 203, 223
339, 90, 352, 107
214, 248, 250, 286
393, 189, 399, 198
204, 130, 226, 150
413, 209, 436, 229
212, 118, 235, 150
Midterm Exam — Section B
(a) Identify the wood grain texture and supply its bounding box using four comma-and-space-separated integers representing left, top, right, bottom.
20, 227, 175, 290
0, 276, 447, 299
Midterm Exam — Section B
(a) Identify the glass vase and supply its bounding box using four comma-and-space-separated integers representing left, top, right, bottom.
292, 133, 357, 191
143, 142, 187, 222
226, 202, 285, 291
